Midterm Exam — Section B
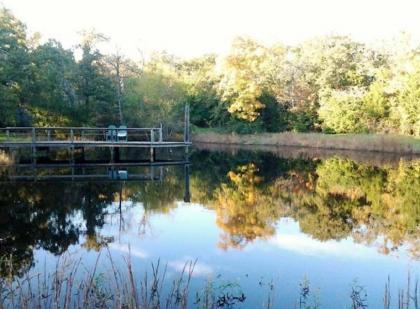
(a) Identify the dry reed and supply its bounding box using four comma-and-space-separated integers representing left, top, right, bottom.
193, 132, 420, 154
0, 252, 418, 309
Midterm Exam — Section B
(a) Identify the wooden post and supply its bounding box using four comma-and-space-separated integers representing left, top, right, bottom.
70, 146, 74, 164
151, 166, 155, 180
183, 164, 190, 203
159, 123, 163, 142
110, 147, 114, 162
70, 129, 74, 143
159, 166, 164, 183
150, 129, 155, 162
150, 129, 154, 143
32, 146, 36, 164
47, 129, 51, 141
32, 127, 36, 144
114, 147, 120, 162
184, 104, 190, 143
6, 129, 9, 141
150, 147, 155, 162
31, 128, 36, 164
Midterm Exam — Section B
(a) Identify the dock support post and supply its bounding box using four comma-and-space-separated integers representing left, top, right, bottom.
31, 128, 37, 165
183, 164, 190, 203
151, 165, 155, 180
70, 146, 74, 164
32, 127, 36, 144
183, 104, 190, 143
150, 148, 155, 162
31, 146, 37, 165
159, 166, 164, 183
159, 123, 163, 142
150, 129, 155, 162
81, 147, 85, 162
114, 147, 120, 162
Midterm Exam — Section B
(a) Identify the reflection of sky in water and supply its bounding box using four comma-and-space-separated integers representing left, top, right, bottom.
33, 201, 418, 308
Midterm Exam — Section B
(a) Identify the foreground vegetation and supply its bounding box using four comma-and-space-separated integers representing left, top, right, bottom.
193, 131, 420, 154
0, 252, 418, 309
1, 7, 420, 137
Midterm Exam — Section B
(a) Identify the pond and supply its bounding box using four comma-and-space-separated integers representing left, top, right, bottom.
0, 145, 419, 308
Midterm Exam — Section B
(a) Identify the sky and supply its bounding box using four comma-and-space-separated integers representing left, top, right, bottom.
2, 0, 420, 58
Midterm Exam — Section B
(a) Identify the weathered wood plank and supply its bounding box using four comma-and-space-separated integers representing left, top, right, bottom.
0, 141, 192, 148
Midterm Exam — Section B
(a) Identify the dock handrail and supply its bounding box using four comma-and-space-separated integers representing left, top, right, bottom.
0, 126, 165, 144
0, 106, 191, 149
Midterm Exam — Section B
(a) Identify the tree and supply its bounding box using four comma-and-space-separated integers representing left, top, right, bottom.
28, 40, 79, 125
76, 30, 117, 125
219, 37, 269, 121
106, 48, 143, 124
0, 8, 30, 125
391, 54, 420, 135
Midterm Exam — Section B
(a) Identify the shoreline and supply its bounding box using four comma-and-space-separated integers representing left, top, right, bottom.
193, 142, 420, 167
192, 132, 420, 155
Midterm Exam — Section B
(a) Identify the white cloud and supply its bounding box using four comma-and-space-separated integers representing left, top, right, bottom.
168, 258, 213, 277
270, 234, 378, 259
108, 243, 149, 259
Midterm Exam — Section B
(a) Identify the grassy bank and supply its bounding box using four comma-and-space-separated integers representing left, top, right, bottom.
192, 130, 420, 154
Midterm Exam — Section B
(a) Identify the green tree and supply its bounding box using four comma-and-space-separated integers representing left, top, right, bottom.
76, 31, 117, 126
391, 55, 420, 135
0, 8, 31, 126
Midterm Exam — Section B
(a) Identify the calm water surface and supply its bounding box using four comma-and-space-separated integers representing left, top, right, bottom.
1, 146, 419, 308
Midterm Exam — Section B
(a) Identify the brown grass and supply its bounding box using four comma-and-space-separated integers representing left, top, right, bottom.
193, 132, 420, 154
0, 251, 418, 309
0, 151, 12, 165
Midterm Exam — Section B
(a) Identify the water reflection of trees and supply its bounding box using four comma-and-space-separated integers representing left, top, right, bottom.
0, 167, 186, 277
212, 163, 279, 249
191, 151, 419, 258
1, 151, 419, 277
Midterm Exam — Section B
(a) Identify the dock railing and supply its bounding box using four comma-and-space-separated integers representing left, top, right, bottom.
0, 126, 166, 144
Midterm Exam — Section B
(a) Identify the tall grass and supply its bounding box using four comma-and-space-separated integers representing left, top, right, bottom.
0, 251, 418, 309
0, 150, 11, 165
0, 248, 196, 309
193, 132, 420, 154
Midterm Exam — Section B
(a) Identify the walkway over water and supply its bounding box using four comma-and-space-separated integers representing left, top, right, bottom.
0, 126, 191, 148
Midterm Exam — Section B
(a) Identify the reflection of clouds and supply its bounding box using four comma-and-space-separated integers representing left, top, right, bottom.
270, 234, 378, 259
168, 258, 213, 277
108, 243, 149, 259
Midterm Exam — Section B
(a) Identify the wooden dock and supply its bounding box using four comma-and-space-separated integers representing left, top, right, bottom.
0, 106, 191, 151
0, 105, 191, 162
0, 119, 190, 162
0, 126, 191, 148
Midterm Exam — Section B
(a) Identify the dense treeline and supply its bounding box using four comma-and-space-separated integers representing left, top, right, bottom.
1, 8, 420, 135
